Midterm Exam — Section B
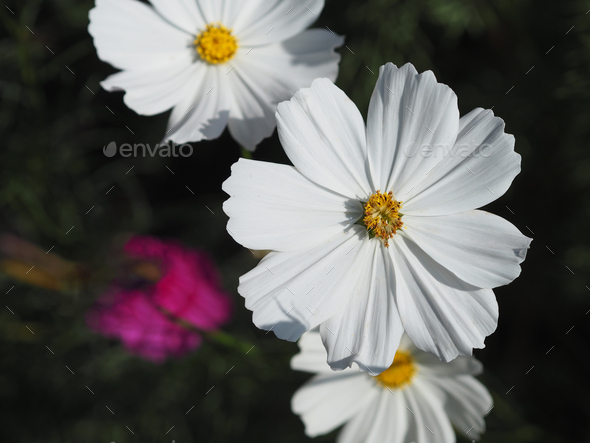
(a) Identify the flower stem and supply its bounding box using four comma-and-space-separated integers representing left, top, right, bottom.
204, 330, 258, 355
240, 146, 252, 159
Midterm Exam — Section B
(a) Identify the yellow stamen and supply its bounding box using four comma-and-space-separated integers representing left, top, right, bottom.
373, 350, 416, 390
194, 23, 238, 64
363, 191, 403, 247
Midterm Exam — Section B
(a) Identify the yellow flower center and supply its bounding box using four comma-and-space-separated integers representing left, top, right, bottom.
363, 191, 403, 247
194, 23, 238, 64
374, 350, 416, 390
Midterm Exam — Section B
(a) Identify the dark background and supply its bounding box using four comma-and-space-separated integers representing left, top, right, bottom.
1, 0, 589, 441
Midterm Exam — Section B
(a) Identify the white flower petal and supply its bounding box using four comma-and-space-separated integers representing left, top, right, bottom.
339, 389, 408, 443
89, 0, 193, 72
292, 372, 377, 438
192, 0, 237, 26
164, 65, 230, 143
336, 391, 382, 443
223, 158, 362, 252
233, 0, 325, 46
368, 390, 408, 443
397, 334, 484, 375
149, 0, 205, 34
403, 210, 531, 288
416, 354, 483, 377
403, 108, 521, 215
397, 333, 422, 354
366, 63, 460, 195
165, 64, 208, 129
291, 329, 334, 374
228, 29, 343, 150
238, 228, 367, 342
424, 375, 492, 439
320, 241, 404, 373
277, 78, 372, 200
225, 60, 277, 151
404, 381, 456, 443
101, 62, 201, 117
391, 235, 498, 362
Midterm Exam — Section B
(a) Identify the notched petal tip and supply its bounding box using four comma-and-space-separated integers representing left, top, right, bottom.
377, 61, 451, 90
276, 77, 337, 115
378, 61, 418, 75
467, 357, 484, 376
221, 157, 252, 194
325, 346, 392, 374
99, 78, 122, 93
326, 355, 355, 372
251, 314, 305, 343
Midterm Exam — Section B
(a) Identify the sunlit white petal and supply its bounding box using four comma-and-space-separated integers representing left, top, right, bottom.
366, 63, 460, 195
403, 108, 521, 215
233, 0, 325, 46
89, 0, 193, 71
228, 29, 343, 150
320, 241, 404, 373
277, 78, 372, 200
238, 228, 366, 342
403, 210, 531, 288
164, 65, 230, 143
391, 235, 498, 362
223, 158, 362, 252
424, 375, 492, 438
149, 0, 206, 34
292, 372, 377, 437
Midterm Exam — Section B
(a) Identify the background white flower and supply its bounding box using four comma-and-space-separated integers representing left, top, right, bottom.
291, 330, 493, 443
89, 0, 343, 150
223, 63, 532, 373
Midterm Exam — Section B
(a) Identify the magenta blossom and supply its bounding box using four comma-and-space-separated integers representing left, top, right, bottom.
87, 236, 232, 363
124, 236, 232, 331
87, 288, 201, 363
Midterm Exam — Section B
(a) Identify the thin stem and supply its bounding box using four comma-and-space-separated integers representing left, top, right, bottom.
240, 146, 252, 159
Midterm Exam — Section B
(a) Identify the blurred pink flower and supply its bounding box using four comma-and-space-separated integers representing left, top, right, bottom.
87, 236, 232, 363
124, 236, 232, 330
87, 288, 201, 363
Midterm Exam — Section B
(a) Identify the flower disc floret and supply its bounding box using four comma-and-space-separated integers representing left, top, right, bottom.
373, 350, 416, 389
194, 23, 238, 64
363, 191, 404, 247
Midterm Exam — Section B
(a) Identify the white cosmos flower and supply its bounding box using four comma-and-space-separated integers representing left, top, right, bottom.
291, 330, 493, 443
89, 0, 343, 150
222, 62, 532, 373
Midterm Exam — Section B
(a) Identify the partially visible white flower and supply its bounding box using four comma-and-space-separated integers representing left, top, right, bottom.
223, 62, 531, 373
89, 0, 343, 150
292, 330, 493, 443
